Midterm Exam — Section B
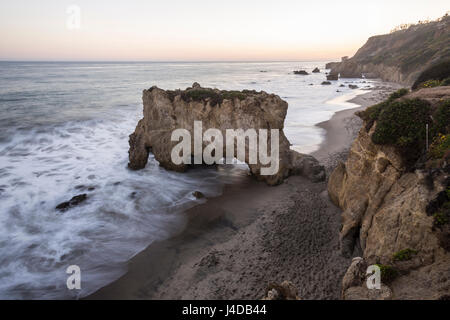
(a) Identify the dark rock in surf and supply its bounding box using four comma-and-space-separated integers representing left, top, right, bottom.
294, 70, 309, 75
327, 73, 339, 81
193, 191, 205, 199
56, 194, 88, 212
312, 67, 320, 73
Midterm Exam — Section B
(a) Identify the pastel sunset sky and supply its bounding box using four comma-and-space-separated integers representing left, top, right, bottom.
0, 0, 448, 61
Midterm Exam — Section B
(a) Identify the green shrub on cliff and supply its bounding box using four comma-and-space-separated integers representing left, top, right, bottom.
181, 89, 223, 106
434, 210, 449, 226
388, 88, 409, 100
429, 134, 450, 160
412, 59, 450, 90
393, 248, 418, 261
419, 79, 443, 88
358, 93, 449, 165
371, 98, 432, 162
432, 100, 450, 136
427, 100, 450, 161
221, 91, 247, 101
357, 88, 409, 129
375, 264, 398, 283
416, 78, 450, 89
178, 88, 251, 107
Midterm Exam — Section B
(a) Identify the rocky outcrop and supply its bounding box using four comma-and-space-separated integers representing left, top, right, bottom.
129, 84, 325, 185
328, 87, 450, 299
328, 14, 450, 85
56, 194, 88, 212
312, 67, 320, 73
263, 281, 300, 300
341, 257, 393, 300
294, 70, 309, 75
325, 62, 340, 70
327, 73, 339, 81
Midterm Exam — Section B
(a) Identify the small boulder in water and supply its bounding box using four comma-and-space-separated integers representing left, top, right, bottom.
193, 191, 205, 199
349, 84, 359, 89
327, 73, 339, 80
129, 192, 137, 199
312, 67, 320, 73
56, 194, 88, 212
321, 81, 332, 85
293, 70, 309, 75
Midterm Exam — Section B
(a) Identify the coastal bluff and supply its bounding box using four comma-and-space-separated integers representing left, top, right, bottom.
128, 83, 325, 185
327, 14, 450, 86
328, 87, 450, 299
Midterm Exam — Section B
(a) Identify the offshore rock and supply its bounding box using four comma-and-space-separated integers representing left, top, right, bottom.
129, 84, 325, 185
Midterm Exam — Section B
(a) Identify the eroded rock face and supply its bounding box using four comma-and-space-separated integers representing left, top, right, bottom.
328, 123, 405, 258
328, 88, 450, 299
128, 84, 325, 185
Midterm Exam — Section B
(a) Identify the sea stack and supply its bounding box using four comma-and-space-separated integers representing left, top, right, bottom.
128, 84, 325, 185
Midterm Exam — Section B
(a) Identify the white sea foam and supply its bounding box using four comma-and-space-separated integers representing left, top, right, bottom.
0, 109, 250, 299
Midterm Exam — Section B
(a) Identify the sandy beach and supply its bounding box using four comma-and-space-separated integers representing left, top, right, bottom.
87, 83, 401, 300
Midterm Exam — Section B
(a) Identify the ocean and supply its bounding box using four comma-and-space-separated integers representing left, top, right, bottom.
0, 61, 372, 299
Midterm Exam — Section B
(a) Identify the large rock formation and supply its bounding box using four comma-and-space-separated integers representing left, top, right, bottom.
328, 14, 450, 85
128, 83, 325, 185
328, 87, 450, 299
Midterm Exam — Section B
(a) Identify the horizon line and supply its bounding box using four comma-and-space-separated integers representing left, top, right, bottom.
0, 58, 341, 63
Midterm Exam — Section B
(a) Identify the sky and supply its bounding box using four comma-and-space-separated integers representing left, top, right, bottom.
0, 0, 448, 61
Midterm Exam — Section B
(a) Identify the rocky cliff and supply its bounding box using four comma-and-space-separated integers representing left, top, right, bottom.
128, 83, 325, 185
328, 87, 450, 299
328, 14, 450, 86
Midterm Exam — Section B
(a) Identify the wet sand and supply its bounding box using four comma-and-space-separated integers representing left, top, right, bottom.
87, 84, 400, 300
